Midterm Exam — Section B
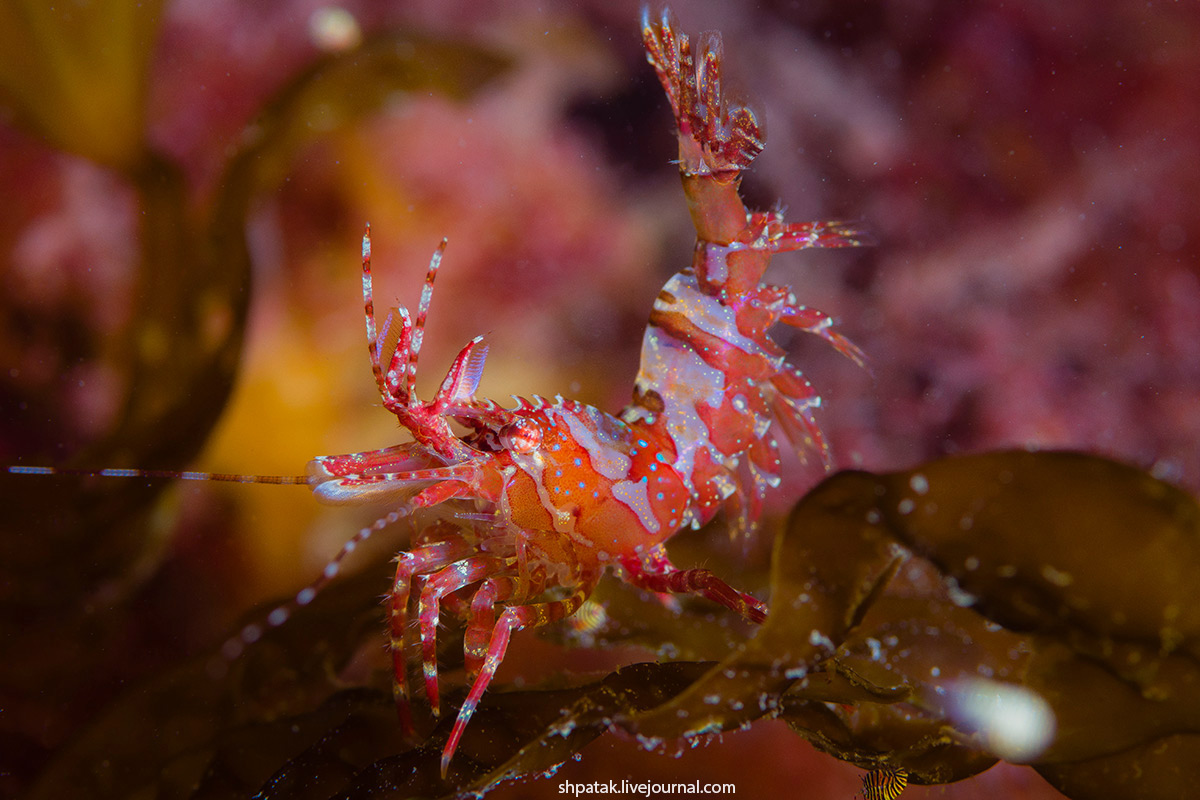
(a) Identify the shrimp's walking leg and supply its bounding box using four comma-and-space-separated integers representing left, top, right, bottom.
389, 539, 474, 733
440, 576, 598, 777
416, 555, 514, 715
462, 576, 514, 679
619, 547, 767, 624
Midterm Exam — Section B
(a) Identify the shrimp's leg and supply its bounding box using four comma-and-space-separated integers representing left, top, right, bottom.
778, 300, 868, 369
743, 281, 868, 369
768, 364, 832, 468
416, 555, 514, 715
440, 575, 598, 777
458, 564, 550, 680
619, 546, 767, 624
755, 217, 872, 252
389, 538, 475, 733
462, 576, 513, 680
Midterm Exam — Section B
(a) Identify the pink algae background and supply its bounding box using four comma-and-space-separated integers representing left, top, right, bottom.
3, 0, 1198, 797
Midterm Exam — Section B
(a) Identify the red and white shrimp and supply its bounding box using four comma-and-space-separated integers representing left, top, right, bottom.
305, 9, 865, 772
8, 9, 866, 777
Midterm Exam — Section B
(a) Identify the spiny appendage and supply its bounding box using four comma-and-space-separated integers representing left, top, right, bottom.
641, 7, 764, 177
737, 279, 866, 371
750, 308, 865, 473
218, 507, 408, 662
780, 302, 868, 370
748, 213, 875, 252
768, 365, 833, 468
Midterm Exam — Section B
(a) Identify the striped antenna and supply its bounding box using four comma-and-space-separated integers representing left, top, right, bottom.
6, 461, 412, 684
363, 222, 392, 400
6, 465, 310, 485
217, 506, 410, 661
408, 238, 449, 398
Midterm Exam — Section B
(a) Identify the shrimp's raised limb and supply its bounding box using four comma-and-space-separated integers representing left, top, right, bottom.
6, 8, 867, 779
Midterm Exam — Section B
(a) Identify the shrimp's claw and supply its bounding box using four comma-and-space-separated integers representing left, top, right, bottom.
642, 6, 763, 180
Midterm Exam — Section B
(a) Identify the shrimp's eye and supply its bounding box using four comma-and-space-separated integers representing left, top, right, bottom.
499, 419, 542, 454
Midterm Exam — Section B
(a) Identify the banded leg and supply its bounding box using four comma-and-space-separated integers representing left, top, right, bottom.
754, 215, 872, 251
619, 546, 767, 624
389, 538, 475, 733
361, 225, 448, 411
462, 577, 509, 680
440, 575, 598, 777
460, 571, 545, 680
416, 555, 514, 715
221, 508, 408, 660
362, 224, 410, 408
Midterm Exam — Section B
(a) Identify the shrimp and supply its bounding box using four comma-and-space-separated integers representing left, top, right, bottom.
7, 8, 866, 777
306, 9, 865, 773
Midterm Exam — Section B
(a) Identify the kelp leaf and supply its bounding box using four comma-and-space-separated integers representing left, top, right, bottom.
612, 470, 906, 744
779, 693, 998, 785
370, 661, 718, 800
253, 662, 727, 799
874, 450, 1200, 652
820, 451, 1200, 796
1035, 732, 1200, 800
1021, 640, 1200, 765
625, 451, 1200, 793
